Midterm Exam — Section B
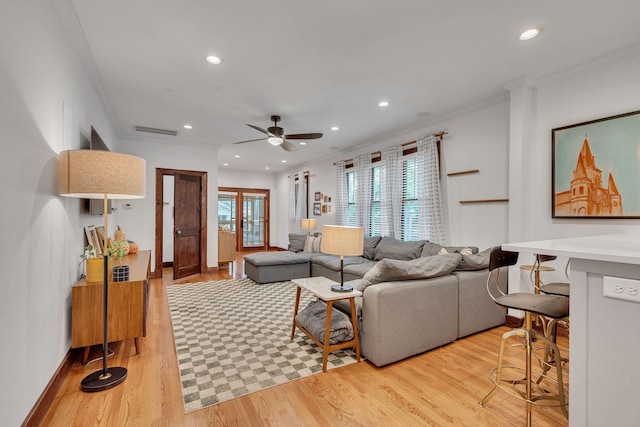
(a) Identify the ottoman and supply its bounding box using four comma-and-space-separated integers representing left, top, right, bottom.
243, 251, 311, 284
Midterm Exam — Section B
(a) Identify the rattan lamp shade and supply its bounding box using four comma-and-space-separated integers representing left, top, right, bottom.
301, 218, 317, 231
321, 225, 364, 256
59, 150, 146, 199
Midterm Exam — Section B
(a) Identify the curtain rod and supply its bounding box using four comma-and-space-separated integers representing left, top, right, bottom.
287, 170, 310, 178
333, 131, 447, 166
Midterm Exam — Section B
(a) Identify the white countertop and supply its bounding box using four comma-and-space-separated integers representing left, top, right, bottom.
503, 233, 640, 265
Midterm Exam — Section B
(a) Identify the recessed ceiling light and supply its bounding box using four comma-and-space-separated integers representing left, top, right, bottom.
206, 55, 223, 64
300, 142, 307, 145
234, 154, 240, 158
378, 101, 389, 107
183, 124, 193, 129
331, 126, 339, 131
519, 28, 540, 41
281, 160, 287, 163
265, 166, 270, 170
223, 163, 229, 166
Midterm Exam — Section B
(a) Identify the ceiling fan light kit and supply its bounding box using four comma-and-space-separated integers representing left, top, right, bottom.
234, 115, 323, 151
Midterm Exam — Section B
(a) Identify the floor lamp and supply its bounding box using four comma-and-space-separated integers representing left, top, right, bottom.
320, 225, 364, 292
60, 149, 146, 392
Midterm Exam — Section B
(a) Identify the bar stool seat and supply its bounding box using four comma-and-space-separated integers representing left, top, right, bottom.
478, 247, 569, 426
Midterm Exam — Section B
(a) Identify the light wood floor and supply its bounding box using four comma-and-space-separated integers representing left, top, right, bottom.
42, 252, 569, 426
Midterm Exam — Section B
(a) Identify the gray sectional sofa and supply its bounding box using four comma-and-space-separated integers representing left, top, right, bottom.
243, 234, 507, 367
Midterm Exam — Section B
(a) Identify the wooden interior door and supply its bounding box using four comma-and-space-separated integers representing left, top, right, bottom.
173, 172, 202, 279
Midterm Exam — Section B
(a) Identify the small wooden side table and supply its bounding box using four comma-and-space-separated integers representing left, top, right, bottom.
291, 276, 361, 372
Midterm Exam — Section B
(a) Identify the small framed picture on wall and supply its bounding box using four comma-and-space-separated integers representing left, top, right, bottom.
314, 192, 321, 201
314, 202, 321, 216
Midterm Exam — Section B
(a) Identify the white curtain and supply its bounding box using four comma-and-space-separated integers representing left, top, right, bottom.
354, 153, 372, 231
416, 135, 447, 244
288, 171, 307, 233
379, 146, 403, 238
334, 160, 349, 225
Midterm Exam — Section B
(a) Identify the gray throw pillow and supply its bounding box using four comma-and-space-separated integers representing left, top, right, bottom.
421, 241, 443, 257
363, 236, 382, 260
288, 233, 307, 252
359, 253, 462, 291
373, 237, 426, 261
456, 247, 492, 270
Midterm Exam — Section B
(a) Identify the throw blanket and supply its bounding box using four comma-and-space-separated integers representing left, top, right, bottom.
295, 300, 354, 344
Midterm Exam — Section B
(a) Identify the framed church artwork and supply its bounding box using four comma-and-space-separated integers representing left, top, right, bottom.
552, 110, 640, 218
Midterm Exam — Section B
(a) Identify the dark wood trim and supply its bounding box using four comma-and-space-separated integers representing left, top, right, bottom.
162, 261, 173, 268
22, 348, 74, 427
447, 169, 479, 177
505, 314, 524, 329
504, 314, 569, 337
218, 186, 271, 251
155, 168, 208, 279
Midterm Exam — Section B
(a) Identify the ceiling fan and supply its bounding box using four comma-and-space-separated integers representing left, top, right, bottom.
233, 115, 323, 152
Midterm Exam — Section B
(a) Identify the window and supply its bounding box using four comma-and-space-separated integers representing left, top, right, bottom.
346, 156, 420, 240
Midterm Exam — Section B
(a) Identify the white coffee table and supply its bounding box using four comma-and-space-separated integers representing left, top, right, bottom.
291, 276, 361, 371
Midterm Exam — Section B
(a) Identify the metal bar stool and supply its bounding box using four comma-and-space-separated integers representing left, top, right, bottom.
478, 247, 569, 426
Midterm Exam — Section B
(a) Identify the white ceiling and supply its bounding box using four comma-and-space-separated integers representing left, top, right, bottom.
70, 0, 640, 173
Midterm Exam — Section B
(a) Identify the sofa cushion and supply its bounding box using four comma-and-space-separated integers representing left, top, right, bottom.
244, 251, 309, 266
456, 247, 492, 270
312, 255, 368, 271
363, 236, 382, 260
360, 253, 462, 290
289, 233, 308, 252
343, 261, 377, 278
303, 235, 322, 253
421, 241, 444, 257
373, 237, 426, 261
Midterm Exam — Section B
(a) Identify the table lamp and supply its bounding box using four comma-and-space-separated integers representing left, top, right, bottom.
301, 218, 317, 235
60, 149, 146, 392
320, 225, 364, 292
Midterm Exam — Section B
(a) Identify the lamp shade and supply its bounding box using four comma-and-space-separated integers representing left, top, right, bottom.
321, 225, 364, 256
59, 150, 146, 199
301, 218, 317, 230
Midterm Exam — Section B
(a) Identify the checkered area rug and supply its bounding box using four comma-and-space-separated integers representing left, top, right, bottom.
166, 278, 358, 413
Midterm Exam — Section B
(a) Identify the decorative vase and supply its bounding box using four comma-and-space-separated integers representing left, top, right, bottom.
85, 257, 113, 283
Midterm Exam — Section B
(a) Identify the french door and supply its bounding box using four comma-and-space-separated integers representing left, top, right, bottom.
218, 188, 270, 251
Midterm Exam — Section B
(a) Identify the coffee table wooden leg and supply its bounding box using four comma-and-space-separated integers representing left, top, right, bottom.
323, 301, 334, 372
349, 297, 361, 362
291, 286, 302, 340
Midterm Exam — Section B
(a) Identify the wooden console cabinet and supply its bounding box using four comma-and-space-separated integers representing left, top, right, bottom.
72, 250, 151, 362
218, 231, 236, 272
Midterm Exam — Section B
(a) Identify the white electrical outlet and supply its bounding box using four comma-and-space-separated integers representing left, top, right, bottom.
603, 276, 640, 303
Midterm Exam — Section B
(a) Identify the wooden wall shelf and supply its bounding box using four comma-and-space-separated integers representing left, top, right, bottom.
459, 199, 509, 204
447, 169, 479, 177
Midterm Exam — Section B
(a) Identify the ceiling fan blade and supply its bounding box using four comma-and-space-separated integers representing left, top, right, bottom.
284, 132, 323, 140
246, 124, 272, 135
233, 137, 266, 144
280, 140, 298, 152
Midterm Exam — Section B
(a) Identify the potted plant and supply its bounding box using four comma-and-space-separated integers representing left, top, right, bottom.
81, 245, 113, 283
109, 240, 130, 281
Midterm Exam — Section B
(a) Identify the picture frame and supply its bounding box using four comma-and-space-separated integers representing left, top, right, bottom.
552, 110, 640, 218
95, 226, 106, 254
313, 202, 321, 216
84, 225, 102, 255
321, 204, 327, 214
323, 195, 328, 203
314, 192, 321, 201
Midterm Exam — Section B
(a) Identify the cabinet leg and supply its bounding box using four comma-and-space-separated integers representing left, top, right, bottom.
82, 346, 90, 365
134, 337, 141, 354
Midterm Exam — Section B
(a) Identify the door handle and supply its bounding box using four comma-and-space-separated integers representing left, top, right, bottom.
175, 229, 182, 235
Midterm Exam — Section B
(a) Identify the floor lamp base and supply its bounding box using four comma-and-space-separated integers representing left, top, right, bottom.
81, 367, 128, 392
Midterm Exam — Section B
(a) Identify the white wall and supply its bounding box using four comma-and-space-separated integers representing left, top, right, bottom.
275, 100, 511, 252
0, 2, 120, 424
508, 49, 640, 288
